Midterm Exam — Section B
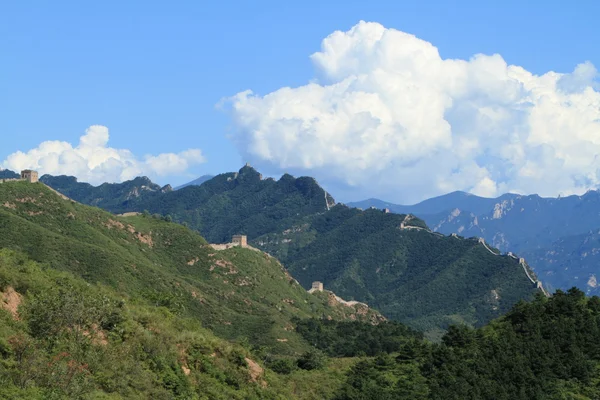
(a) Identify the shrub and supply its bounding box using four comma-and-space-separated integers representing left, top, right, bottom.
268, 358, 297, 375
296, 350, 326, 371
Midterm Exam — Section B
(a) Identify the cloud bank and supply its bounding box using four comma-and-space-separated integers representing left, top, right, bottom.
2, 125, 205, 184
226, 21, 600, 203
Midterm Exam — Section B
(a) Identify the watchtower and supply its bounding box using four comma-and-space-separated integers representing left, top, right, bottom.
21, 170, 39, 183
232, 235, 247, 248
311, 281, 324, 292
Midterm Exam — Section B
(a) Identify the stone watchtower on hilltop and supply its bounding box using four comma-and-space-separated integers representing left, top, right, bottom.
232, 235, 247, 248
311, 281, 324, 291
21, 170, 39, 183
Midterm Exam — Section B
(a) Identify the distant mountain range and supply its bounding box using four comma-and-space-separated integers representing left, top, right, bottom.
3, 167, 540, 339
348, 191, 600, 295
349, 191, 519, 216
0, 169, 19, 179
175, 174, 214, 190
6, 167, 593, 296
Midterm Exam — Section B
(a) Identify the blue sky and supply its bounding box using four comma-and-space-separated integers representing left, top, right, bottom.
1, 1, 600, 203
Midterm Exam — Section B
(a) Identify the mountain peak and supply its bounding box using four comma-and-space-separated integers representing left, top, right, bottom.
237, 163, 262, 182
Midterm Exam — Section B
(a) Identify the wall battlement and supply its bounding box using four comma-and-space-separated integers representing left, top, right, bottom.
0, 170, 39, 184
232, 235, 247, 247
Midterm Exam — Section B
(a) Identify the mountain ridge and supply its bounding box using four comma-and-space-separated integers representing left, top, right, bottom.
2, 167, 542, 338
0, 180, 381, 355
349, 191, 600, 295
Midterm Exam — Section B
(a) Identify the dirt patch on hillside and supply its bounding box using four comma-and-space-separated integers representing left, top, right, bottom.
15, 197, 38, 204
126, 225, 154, 247
82, 324, 108, 346
245, 357, 267, 387
104, 219, 154, 247
105, 219, 125, 229
211, 259, 238, 274
2, 202, 16, 209
176, 344, 192, 376
1, 287, 22, 320
119, 212, 140, 217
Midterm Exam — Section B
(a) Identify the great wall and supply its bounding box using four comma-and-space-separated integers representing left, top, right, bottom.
396, 210, 550, 297
0, 169, 39, 184
0, 169, 75, 202
2, 170, 552, 299
208, 234, 263, 252
308, 281, 372, 309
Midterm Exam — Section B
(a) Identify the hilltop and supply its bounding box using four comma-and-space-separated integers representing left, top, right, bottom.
31, 165, 334, 244
39, 174, 172, 209
113, 164, 336, 244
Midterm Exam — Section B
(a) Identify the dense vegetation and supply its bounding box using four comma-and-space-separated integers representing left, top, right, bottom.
3, 246, 597, 399
32, 166, 540, 337
38, 166, 334, 244
39, 175, 172, 210
424, 289, 600, 399
330, 289, 600, 400
0, 181, 380, 357
0, 249, 286, 399
123, 166, 336, 244
1, 176, 600, 398
259, 205, 537, 339
294, 318, 422, 357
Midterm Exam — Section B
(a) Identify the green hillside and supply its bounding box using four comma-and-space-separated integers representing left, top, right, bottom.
0, 249, 291, 399
332, 289, 600, 400
1, 180, 599, 399
39, 165, 334, 244
256, 205, 538, 339
39, 175, 172, 210
2, 247, 598, 399
36, 166, 540, 338
0, 181, 381, 356
122, 165, 335, 244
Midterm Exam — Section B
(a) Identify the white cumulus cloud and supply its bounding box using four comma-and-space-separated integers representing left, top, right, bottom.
2, 125, 205, 184
225, 21, 600, 203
